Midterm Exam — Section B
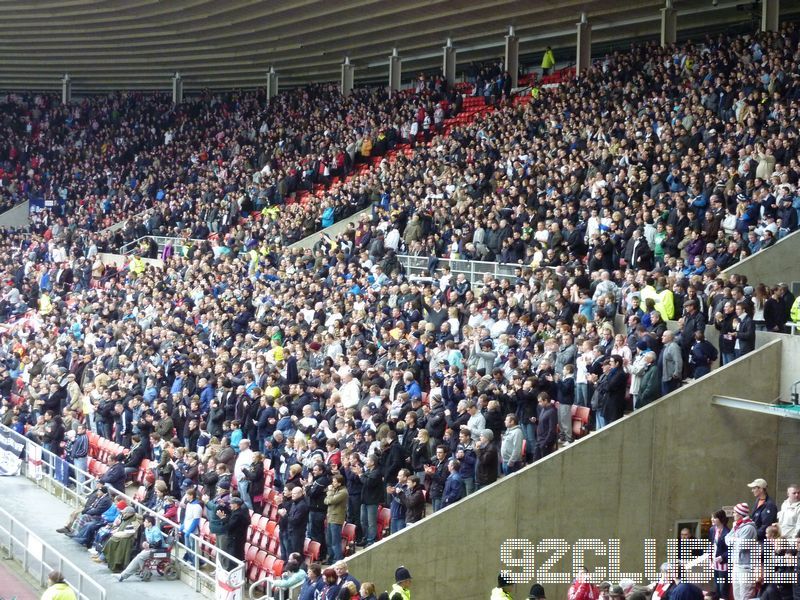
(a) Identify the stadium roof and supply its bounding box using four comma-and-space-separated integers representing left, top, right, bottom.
0, 0, 789, 92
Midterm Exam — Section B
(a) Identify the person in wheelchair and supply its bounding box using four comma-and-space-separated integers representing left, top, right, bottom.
118, 514, 165, 582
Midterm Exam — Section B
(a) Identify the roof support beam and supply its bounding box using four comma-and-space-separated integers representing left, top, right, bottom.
576, 12, 591, 75
442, 38, 456, 88
340, 56, 353, 97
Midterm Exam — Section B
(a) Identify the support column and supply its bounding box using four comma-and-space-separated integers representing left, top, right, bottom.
388, 48, 401, 92
61, 73, 72, 105
266, 67, 278, 102
172, 72, 183, 105
660, 1, 677, 47
341, 56, 354, 97
762, 0, 779, 32
576, 13, 592, 74
504, 27, 519, 89
442, 38, 456, 88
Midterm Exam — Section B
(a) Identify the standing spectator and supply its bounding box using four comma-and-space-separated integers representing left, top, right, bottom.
387, 469, 409, 533
500, 414, 524, 473
70, 423, 89, 488
732, 302, 756, 359
305, 462, 330, 558
689, 332, 718, 379
534, 393, 557, 460
441, 459, 463, 507
660, 332, 683, 396
725, 503, 757, 600
395, 475, 425, 525
233, 439, 254, 508
491, 572, 514, 600
541, 46, 555, 75
323, 474, 348, 564
556, 365, 576, 444
216, 495, 250, 571
708, 509, 730, 600
475, 429, 498, 490
179, 488, 202, 564
286, 486, 310, 557
357, 454, 383, 547
714, 302, 737, 366
747, 478, 778, 541
426, 445, 449, 512
777, 484, 800, 540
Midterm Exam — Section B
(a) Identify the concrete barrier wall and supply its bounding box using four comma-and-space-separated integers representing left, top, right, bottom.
346, 340, 793, 600
722, 229, 800, 285
0, 201, 29, 229
287, 207, 372, 251
97, 252, 164, 270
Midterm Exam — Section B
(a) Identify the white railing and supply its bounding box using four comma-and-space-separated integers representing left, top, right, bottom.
118, 235, 205, 256
249, 575, 304, 600
397, 253, 531, 284
0, 505, 107, 600
0, 423, 245, 598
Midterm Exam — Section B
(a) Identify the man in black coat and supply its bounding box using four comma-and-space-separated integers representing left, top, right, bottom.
474, 429, 498, 490
217, 496, 251, 570
380, 431, 405, 486
534, 393, 558, 461
99, 453, 126, 494
732, 301, 756, 358
285, 486, 309, 557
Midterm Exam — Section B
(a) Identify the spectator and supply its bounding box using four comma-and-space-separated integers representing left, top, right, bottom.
776, 484, 800, 540
725, 503, 757, 600
748, 478, 778, 541
324, 474, 348, 564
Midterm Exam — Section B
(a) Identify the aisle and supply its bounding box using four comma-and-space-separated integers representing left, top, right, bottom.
0, 476, 202, 600
0, 559, 39, 600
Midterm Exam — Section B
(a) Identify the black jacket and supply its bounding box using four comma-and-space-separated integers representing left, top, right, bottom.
475, 441, 499, 486
359, 468, 385, 505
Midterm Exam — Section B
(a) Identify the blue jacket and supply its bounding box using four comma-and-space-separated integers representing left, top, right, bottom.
442, 472, 464, 506
298, 575, 324, 600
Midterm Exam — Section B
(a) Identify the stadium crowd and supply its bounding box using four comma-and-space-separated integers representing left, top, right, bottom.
0, 21, 799, 599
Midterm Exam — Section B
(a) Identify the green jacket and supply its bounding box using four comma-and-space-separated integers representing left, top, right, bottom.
638, 362, 661, 408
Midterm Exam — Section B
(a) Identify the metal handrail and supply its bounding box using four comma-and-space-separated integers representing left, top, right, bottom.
0, 505, 107, 600
119, 235, 206, 256
396, 253, 542, 284
249, 574, 304, 600
0, 423, 245, 598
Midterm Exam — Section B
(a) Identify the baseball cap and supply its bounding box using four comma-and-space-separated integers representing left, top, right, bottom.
747, 478, 767, 489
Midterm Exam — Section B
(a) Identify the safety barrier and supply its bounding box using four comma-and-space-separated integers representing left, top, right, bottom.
0, 423, 245, 599
0, 505, 107, 600
396, 254, 530, 284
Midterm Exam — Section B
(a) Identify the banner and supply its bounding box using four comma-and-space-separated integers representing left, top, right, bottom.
26, 440, 43, 480
215, 560, 244, 600
0, 431, 24, 476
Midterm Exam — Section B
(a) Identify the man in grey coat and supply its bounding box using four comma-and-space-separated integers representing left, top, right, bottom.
660, 330, 683, 396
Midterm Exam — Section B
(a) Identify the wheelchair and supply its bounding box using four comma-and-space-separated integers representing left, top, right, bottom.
138, 532, 179, 582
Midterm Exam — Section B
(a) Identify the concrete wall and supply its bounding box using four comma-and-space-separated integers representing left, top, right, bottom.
722, 229, 800, 285
287, 206, 371, 251
346, 340, 795, 600
0, 201, 29, 229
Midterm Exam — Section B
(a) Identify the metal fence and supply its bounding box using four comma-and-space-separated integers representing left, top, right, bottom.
0, 505, 106, 600
0, 423, 245, 598
396, 254, 531, 284
118, 235, 205, 256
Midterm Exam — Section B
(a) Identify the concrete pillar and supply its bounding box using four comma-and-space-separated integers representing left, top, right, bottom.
61, 74, 72, 105
172, 72, 183, 105
660, 4, 677, 47
266, 67, 278, 102
762, 0, 779, 32
388, 48, 401, 92
341, 57, 354, 97
576, 13, 592, 74
504, 27, 519, 89
442, 39, 456, 88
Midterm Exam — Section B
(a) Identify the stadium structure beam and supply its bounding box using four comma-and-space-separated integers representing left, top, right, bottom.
442, 38, 456, 88
266, 66, 278, 102
61, 73, 71, 104
762, 0, 780, 32
660, 0, 677, 47
388, 48, 401, 92
504, 26, 519, 89
341, 56, 354, 96
576, 12, 591, 74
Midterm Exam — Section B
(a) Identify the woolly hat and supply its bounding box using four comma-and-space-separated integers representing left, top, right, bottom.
733, 502, 750, 516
